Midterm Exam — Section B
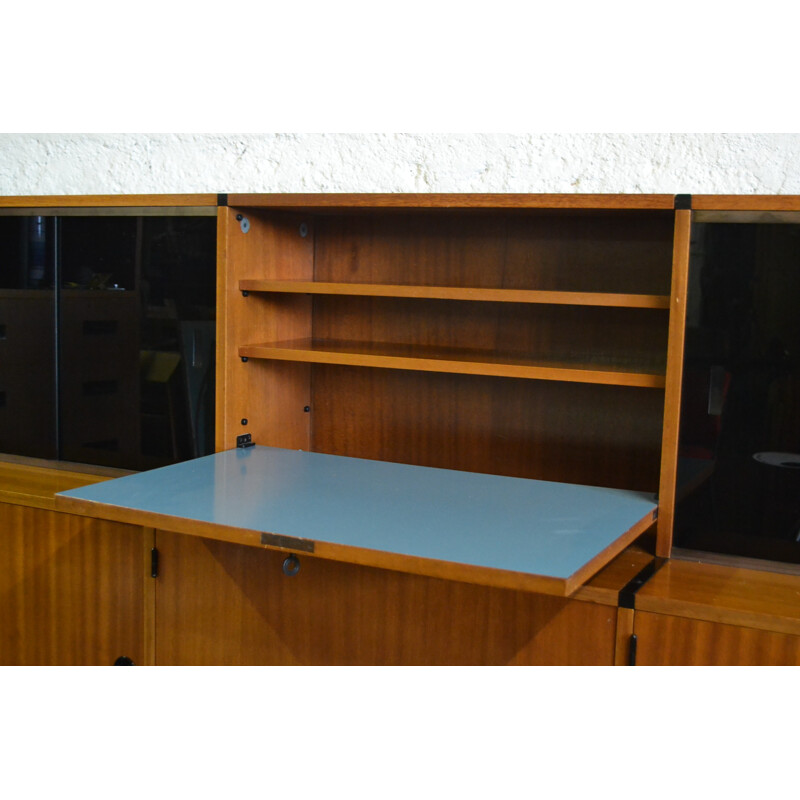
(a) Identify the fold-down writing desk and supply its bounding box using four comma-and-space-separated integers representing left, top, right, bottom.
56, 445, 657, 596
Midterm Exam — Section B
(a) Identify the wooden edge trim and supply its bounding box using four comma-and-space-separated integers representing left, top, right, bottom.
614, 607, 636, 665
633, 598, 800, 638
692, 195, 800, 211
238, 344, 667, 388
238, 280, 672, 309
215, 208, 231, 452
0, 194, 218, 208
564, 511, 658, 594
54, 494, 594, 597
227, 193, 676, 210
567, 585, 619, 606
656, 209, 692, 557
0, 491, 56, 511
0, 460, 126, 507
0, 452, 133, 478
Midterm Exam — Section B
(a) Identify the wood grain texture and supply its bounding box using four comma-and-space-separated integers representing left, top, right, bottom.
0, 458, 128, 510
692, 195, 800, 211
310, 295, 669, 378
154, 530, 619, 665
312, 212, 674, 294
0, 502, 145, 665
0, 194, 217, 208
633, 611, 800, 665
143, 528, 156, 666
656, 210, 692, 557
238, 279, 671, 308
636, 558, 800, 636
239, 338, 667, 387
573, 544, 655, 605
311, 366, 665, 491
228, 193, 676, 210
216, 207, 314, 452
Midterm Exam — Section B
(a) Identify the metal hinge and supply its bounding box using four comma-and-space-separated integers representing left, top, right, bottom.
151, 547, 159, 579
628, 634, 638, 666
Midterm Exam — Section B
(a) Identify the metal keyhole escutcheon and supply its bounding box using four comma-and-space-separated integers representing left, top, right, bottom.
282, 555, 301, 576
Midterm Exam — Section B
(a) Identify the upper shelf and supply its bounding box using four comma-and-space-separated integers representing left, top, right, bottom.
238, 339, 667, 388
238, 279, 671, 309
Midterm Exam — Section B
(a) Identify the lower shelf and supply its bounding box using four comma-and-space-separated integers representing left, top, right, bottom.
238, 339, 667, 388
55, 445, 657, 596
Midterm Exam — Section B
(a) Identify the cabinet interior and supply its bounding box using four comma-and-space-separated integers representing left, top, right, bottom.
221, 205, 675, 495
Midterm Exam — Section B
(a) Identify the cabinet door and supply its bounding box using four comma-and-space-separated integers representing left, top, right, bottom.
633, 610, 800, 665
0, 502, 147, 665
154, 530, 618, 666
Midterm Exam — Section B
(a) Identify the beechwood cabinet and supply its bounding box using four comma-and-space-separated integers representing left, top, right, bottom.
2, 193, 800, 666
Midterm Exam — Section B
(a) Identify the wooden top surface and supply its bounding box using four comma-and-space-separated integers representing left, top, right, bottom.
0, 194, 218, 208
0, 455, 129, 510
636, 557, 800, 636
228, 193, 676, 210
56, 445, 657, 596
691, 195, 800, 211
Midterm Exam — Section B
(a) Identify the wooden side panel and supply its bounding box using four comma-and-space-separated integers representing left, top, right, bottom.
216, 207, 314, 451
0, 502, 145, 665
154, 531, 618, 665
656, 210, 692, 556
634, 610, 800, 666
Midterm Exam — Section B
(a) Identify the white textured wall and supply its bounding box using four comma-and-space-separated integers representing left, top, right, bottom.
1, 133, 800, 196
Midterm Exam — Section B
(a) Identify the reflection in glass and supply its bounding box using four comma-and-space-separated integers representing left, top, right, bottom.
675, 223, 800, 563
0, 213, 216, 469
0, 216, 57, 458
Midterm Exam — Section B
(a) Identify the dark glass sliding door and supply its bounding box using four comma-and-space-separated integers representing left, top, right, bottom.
675, 222, 800, 563
0, 212, 216, 470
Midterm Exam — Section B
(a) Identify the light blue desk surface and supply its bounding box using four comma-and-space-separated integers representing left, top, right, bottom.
57, 446, 657, 582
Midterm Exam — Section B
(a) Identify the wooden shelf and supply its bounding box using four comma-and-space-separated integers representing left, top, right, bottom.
238, 279, 671, 309
238, 338, 667, 388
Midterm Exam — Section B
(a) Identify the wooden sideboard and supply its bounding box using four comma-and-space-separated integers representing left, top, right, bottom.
2, 193, 799, 665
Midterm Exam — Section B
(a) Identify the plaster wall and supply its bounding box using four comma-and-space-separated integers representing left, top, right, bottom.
1, 133, 799, 196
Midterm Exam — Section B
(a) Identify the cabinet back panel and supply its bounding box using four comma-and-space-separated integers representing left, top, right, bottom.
313, 212, 674, 295
311, 296, 668, 372
310, 366, 663, 491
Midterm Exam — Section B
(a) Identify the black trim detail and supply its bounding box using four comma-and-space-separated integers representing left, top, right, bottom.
114, 656, 135, 665
618, 557, 666, 609
628, 634, 638, 666
674, 194, 692, 210
217, 193, 228, 206
237, 433, 255, 448
151, 547, 159, 579
261, 532, 316, 553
